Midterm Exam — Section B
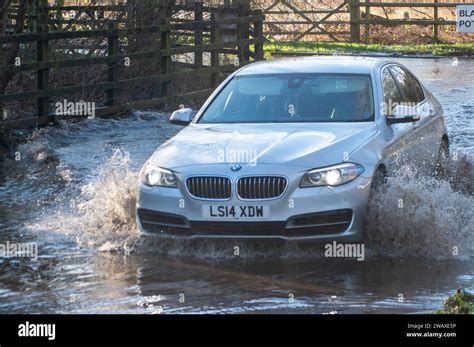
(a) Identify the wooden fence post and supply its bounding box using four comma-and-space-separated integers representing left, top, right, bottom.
254, 10, 264, 61
107, 21, 119, 107
194, 2, 203, 69
36, 0, 49, 124
160, 21, 171, 99
364, 0, 370, 44
28, 0, 38, 33
349, 0, 360, 43
433, 0, 439, 43
210, 12, 220, 88
0, 2, 7, 34
238, 0, 251, 63
0, 4, 5, 121
55, 0, 64, 31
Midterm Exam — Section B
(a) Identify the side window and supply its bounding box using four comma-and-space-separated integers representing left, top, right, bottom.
404, 69, 424, 102
382, 67, 403, 116
389, 66, 424, 104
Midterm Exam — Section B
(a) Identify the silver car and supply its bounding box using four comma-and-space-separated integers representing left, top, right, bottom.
136, 57, 449, 241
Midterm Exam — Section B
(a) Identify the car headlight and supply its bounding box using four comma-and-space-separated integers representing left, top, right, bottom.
300, 163, 364, 187
141, 164, 178, 188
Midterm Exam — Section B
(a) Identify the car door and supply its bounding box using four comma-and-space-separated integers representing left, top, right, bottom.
381, 66, 416, 173
388, 65, 438, 172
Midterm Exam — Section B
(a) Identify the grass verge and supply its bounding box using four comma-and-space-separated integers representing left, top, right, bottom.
264, 40, 474, 58
437, 289, 474, 314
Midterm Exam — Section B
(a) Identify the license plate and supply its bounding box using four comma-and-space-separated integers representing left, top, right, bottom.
202, 205, 270, 219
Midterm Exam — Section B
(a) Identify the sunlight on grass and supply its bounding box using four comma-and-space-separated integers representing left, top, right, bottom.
264, 40, 474, 58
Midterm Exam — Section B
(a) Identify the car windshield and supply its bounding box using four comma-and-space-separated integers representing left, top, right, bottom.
198, 73, 375, 123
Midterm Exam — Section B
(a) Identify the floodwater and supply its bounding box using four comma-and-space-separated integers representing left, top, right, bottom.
0, 57, 473, 314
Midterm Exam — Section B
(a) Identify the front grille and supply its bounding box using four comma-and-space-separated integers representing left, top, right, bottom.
186, 176, 232, 200
237, 176, 287, 200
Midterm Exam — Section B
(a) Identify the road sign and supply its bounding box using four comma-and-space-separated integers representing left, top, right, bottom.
456, 5, 474, 33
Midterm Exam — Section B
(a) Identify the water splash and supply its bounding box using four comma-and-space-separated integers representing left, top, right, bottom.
366, 155, 474, 259
69, 150, 474, 260
11, 134, 472, 261
71, 149, 140, 251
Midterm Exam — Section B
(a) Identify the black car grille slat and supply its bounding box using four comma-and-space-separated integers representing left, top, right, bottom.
287, 209, 353, 234
237, 176, 287, 200
190, 221, 287, 235
186, 176, 231, 200
137, 209, 188, 234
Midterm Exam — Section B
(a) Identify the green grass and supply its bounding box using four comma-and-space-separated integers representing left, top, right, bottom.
264, 40, 474, 58
437, 289, 474, 314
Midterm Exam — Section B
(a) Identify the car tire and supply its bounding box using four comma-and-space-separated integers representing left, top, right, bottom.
435, 141, 449, 180
364, 167, 387, 236
371, 168, 387, 193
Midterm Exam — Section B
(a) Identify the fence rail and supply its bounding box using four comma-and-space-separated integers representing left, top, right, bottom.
0, 2, 265, 130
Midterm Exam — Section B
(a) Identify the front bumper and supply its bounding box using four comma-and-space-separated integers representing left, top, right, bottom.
136, 170, 372, 242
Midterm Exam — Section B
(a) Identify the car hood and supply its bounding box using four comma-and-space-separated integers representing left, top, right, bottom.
150, 122, 378, 169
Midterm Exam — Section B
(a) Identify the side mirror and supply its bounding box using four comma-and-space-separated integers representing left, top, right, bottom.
386, 114, 420, 125
386, 104, 420, 125
170, 108, 193, 126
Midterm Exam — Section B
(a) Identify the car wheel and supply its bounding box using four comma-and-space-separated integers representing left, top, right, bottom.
435, 142, 449, 180
364, 167, 387, 235
370, 167, 387, 195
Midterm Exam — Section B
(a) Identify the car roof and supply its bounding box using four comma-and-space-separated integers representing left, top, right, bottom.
236, 56, 394, 76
